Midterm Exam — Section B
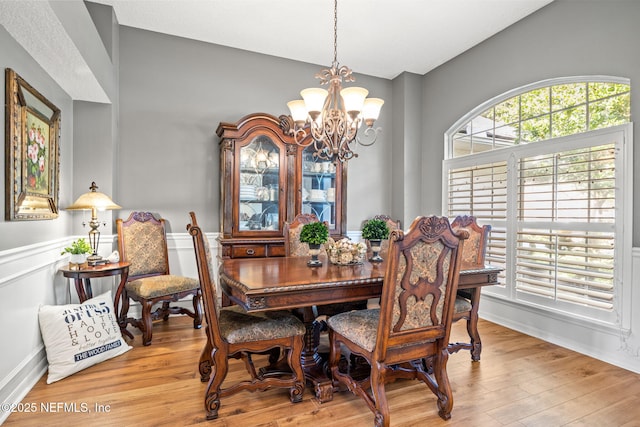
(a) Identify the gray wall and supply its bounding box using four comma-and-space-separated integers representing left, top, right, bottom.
421, 0, 640, 245
116, 27, 393, 233
392, 72, 424, 227
73, 2, 120, 237
5, 0, 637, 250
4, 0, 640, 410
0, 26, 74, 251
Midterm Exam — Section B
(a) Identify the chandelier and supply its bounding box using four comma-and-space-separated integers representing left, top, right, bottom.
285, 0, 384, 162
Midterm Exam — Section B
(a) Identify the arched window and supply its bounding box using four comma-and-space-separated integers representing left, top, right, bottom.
443, 77, 631, 325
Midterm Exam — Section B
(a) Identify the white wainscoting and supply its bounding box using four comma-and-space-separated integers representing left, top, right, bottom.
0, 237, 71, 423
480, 247, 640, 374
2, 236, 637, 424
0, 232, 219, 424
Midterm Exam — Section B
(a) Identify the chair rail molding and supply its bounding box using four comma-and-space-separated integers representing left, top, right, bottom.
124, 232, 220, 317
0, 231, 219, 424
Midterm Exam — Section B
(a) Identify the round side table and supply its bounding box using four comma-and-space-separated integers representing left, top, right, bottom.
59, 261, 131, 337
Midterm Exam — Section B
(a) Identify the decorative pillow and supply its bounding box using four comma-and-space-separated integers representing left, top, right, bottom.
38, 291, 132, 384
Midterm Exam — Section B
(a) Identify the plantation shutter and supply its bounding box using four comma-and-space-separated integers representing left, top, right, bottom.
447, 162, 507, 271
516, 144, 615, 310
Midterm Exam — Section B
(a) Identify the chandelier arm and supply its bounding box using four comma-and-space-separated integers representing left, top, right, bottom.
338, 141, 356, 161
313, 138, 331, 161
285, 0, 383, 163
292, 128, 314, 147
355, 126, 381, 147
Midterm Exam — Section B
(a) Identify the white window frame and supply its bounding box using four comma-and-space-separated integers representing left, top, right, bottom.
443, 77, 632, 330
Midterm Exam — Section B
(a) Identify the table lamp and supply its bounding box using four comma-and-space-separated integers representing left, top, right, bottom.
66, 181, 121, 265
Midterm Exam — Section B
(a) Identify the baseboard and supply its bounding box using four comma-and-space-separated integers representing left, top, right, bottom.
0, 348, 48, 424
0, 231, 219, 421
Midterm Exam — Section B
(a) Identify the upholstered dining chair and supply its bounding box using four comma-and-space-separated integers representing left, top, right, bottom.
283, 213, 331, 257
284, 214, 365, 318
327, 216, 468, 426
364, 214, 401, 260
449, 215, 492, 361
187, 212, 305, 420
116, 211, 202, 346
364, 214, 401, 310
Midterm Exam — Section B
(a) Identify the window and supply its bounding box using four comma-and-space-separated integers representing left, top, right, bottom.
449, 80, 630, 157
444, 77, 631, 325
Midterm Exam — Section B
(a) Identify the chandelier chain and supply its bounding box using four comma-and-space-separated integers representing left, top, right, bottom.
333, 0, 338, 66
284, 0, 383, 162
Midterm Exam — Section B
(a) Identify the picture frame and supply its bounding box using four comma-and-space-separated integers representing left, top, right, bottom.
5, 68, 61, 220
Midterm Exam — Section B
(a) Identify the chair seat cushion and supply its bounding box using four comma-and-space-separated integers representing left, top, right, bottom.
126, 275, 199, 299
220, 306, 305, 344
454, 295, 472, 313
327, 309, 380, 352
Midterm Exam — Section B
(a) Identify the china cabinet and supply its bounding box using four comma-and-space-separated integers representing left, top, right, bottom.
217, 113, 347, 258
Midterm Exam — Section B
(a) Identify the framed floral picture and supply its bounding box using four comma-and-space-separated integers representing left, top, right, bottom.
5, 68, 60, 220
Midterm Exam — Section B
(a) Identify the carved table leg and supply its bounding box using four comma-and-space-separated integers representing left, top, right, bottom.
74, 278, 89, 302
467, 287, 482, 361
113, 268, 133, 339
295, 306, 335, 402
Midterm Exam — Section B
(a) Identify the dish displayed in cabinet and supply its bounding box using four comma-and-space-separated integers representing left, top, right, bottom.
217, 113, 347, 260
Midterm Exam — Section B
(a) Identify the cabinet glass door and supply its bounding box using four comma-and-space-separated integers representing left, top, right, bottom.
238, 135, 280, 231
301, 146, 337, 229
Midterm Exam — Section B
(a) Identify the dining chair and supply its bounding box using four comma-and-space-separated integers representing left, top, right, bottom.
327, 215, 468, 426
364, 214, 401, 310
116, 211, 202, 346
283, 213, 332, 256
364, 214, 401, 260
187, 212, 305, 420
285, 214, 366, 318
449, 215, 492, 360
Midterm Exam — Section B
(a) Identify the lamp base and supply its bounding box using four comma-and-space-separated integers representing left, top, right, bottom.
87, 255, 108, 266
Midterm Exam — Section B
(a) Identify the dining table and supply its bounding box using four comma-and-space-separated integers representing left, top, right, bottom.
217, 255, 502, 402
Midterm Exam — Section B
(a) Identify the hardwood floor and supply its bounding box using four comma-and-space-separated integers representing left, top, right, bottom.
6, 316, 640, 426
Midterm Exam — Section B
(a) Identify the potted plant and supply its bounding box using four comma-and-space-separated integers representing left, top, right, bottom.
299, 222, 329, 266
61, 238, 92, 268
362, 219, 390, 262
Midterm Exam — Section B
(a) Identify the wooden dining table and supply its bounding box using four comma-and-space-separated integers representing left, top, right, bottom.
218, 255, 501, 402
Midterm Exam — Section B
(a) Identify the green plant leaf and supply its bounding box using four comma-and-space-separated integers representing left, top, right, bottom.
299, 222, 329, 245
362, 219, 390, 240
61, 238, 93, 255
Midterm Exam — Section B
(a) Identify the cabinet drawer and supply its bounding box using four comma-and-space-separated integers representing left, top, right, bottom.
267, 244, 286, 257
231, 245, 266, 258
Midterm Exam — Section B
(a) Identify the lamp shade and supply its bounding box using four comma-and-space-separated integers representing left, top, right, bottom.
287, 100, 308, 123
362, 98, 385, 122
340, 87, 368, 113
301, 88, 328, 114
66, 182, 121, 211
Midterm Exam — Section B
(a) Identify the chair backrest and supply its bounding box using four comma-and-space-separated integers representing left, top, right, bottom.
117, 211, 170, 280
187, 212, 222, 347
365, 214, 401, 258
375, 216, 468, 360
284, 213, 322, 257
451, 215, 491, 270
372, 214, 401, 232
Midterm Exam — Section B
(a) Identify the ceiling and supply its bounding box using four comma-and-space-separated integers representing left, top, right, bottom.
93, 0, 553, 79
0, 0, 553, 102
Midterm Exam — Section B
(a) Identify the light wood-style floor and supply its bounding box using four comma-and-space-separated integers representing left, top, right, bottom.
6, 316, 640, 426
